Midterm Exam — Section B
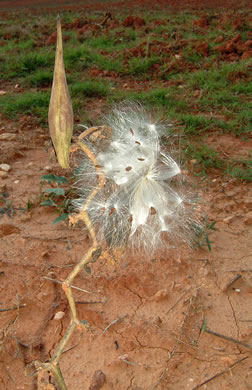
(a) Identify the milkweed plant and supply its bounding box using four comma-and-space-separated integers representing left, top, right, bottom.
73, 103, 201, 254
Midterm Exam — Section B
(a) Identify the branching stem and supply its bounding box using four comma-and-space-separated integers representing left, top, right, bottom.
35, 129, 104, 390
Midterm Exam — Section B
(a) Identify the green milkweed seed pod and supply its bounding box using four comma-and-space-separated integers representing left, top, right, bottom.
48, 15, 73, 169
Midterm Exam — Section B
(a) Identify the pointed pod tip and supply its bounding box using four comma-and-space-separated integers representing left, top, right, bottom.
57, 14, 61, 27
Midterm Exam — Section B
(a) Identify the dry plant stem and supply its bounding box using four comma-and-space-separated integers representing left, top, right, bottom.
103, 314, 128, 334
51, 321, 77, 363
77, 139, 105, 210
69, 138, 105, 247
43, 276, 93, 294
191, 356, 248, 390
62, 246, 99, 324
36, 361, 68, 390
77, 126, 104, 139
203, 327, 252, 350
0, 304, 26, 312
35, 135, 104, 390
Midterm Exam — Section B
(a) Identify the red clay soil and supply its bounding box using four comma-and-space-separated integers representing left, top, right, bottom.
0, 111, 252, 390
0, 2, 252, 390
0, 0, 250, 12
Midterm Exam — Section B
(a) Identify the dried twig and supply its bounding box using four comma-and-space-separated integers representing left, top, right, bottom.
43, 276, 94, 295
224, 274, 241, 291
35, 114, 104, 389
103, 314, 128, 334
202, 327, 252, 350
166, 289, 190, 315
0, 304, 26, 312
191, 356, 248, 390
76, 301, 102, 304
154, 289, 198, 389
120, 357, 138, 366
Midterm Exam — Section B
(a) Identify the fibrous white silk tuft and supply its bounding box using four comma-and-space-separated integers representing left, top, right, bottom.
73, 103, 200, 254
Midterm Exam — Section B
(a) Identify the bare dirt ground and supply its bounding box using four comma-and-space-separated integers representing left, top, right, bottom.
0, 1, 252, 390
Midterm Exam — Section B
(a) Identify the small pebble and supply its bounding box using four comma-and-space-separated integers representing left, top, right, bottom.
190, 159, 198, 165
0, 133, 16, 141
150, 289, 169, 302
88, 370, 106, 390
223, 215, 235, 224
244, 212, 252, 225
14, 180, 19, 184
54, 311, 65, 320
0, 163, 11, 172
0, 171, 8, 179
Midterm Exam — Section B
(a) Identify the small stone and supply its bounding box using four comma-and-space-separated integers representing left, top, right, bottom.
89, 370, 106, 390
0, 133, 16, 141
0, 171, 8, 179
53, 311, 65, 320
190, 159, 198, 165
194, 89, 201, 98
14, 180, 19, 184
150, 289, 169, 302
244, 212, 252, 225
0, 90, 6, 96
0, 163, 11, 172
0, 171, 7, 179
15, 84, 19, 89
223, 215, 235, 224
42, 251, 50, 258
175, 54, 181, 59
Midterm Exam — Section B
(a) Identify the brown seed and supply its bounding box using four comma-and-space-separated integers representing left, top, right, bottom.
109, 207, 116, 215
125, 166, 132, 171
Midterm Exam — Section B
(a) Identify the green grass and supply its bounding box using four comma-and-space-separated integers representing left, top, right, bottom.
127, 56, 159, 75
0, 7, 251, 182
226, 158, 252, 182
71, 80, 111, 98
185, 143, 224, 175
0, 91, 50, 120
0, 51, 54, 79
64, 47, 123, 72
25, 70, 53, 87
88, 35, 117, 49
